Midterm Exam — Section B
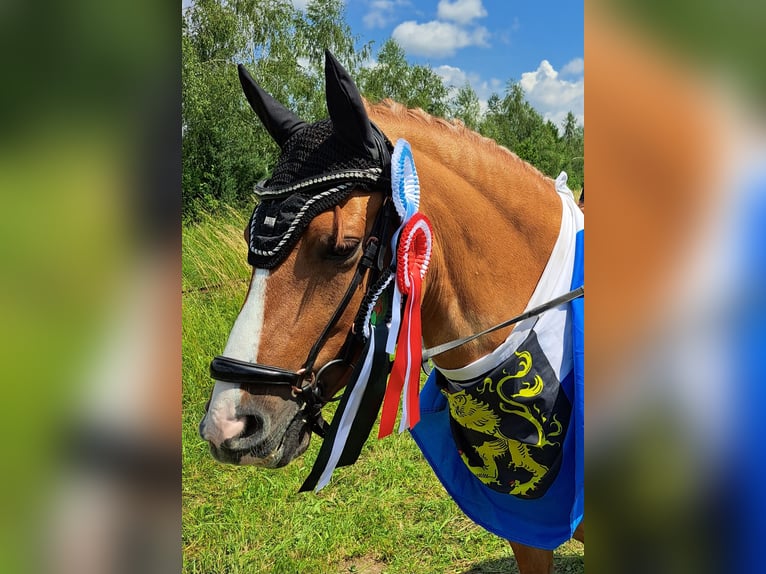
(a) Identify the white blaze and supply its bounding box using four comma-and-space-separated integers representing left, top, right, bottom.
201, 269, 269, 446
221, 268, 269, 361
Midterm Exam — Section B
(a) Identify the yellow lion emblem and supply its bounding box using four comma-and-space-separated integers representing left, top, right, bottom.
444, 350, 563, 497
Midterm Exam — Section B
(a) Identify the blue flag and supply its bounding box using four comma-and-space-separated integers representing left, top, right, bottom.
411, 212, 583, 550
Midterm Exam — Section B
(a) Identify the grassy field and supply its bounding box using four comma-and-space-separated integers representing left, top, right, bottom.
182, 208, 584, 573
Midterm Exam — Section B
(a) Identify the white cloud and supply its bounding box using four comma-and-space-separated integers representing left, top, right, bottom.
519, 60, 584, 129
434, 64, 502, 114
435, 60, 584, 129
392, 20, 489, 57
363, 0, 409, 28
434, 64, 471, 88
560, 58, 584, 76
436, 0, 487, 25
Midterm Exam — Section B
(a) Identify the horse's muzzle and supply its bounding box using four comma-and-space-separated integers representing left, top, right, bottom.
209, 355, 330, 438
208, 411, 311, 468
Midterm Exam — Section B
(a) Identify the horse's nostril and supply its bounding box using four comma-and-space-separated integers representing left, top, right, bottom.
240, 415, 265, 439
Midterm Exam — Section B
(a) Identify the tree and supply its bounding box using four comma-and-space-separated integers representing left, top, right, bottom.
562, 111, 579, 142
559, 111, 584, 190
298, 0, 369, 71
358, 39, 448, 117
182, 0, 366, 218
479, 93, 503, 142
450, 82, 481, 131
358, 40, 409, 103
478, 81, 583, 189
182, 2, 582, 217
405, 65, 449, 118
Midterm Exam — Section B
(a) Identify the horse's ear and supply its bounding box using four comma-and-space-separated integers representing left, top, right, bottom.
238, 64, 306, 148
324, 50, 377, 157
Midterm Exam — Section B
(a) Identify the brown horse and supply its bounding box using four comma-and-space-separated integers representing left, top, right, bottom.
199, 52, 583, 573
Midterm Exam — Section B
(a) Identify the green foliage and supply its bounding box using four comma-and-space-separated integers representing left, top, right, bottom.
450, 82, 481, 131
182, 2, 583, 219
358, 39, 448, 117
182, 0, 366, 219
479, 83, 584, 190
182, 0, 281, 218
357, 40, 408, 103
299, 0, 371, 72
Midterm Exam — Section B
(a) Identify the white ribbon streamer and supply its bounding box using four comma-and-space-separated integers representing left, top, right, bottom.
314, 332, 377, 491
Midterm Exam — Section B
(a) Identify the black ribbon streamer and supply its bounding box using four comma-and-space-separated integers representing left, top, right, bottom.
300, 317, 392, 492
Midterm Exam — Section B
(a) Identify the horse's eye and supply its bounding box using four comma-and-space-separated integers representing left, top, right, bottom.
326, 238, 361, 262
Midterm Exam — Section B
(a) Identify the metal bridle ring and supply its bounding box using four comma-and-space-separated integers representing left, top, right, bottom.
314, 358, 347, 384
291, 369, 315, 397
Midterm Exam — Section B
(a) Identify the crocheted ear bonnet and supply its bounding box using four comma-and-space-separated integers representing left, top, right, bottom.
239, 53, 392, 269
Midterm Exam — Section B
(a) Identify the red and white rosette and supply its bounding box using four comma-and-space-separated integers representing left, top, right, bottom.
379, 213, 433, 438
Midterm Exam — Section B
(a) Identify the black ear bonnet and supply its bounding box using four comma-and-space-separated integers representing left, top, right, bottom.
241, 52, 393, 269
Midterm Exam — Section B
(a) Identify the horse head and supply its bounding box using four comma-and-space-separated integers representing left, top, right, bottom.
196, 50, 583, 569
198, 52, 393, 467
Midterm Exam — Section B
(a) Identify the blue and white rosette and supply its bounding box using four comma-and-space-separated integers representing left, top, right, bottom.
391, 139, 420, 222
386, 139, 421, 357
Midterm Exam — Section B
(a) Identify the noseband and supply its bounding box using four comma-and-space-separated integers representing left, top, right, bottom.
209, 198, 396, 438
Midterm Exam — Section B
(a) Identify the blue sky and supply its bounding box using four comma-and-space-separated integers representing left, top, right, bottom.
184, 0, 583, 128
319, 0, 583, 128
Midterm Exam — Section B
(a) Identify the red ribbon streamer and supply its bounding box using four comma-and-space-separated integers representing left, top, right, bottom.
379, 214, 431, 438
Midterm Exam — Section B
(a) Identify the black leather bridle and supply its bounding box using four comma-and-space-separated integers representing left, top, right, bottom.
209, 197, 396, 438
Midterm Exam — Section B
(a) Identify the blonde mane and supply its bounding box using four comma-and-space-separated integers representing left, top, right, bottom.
366, 99, 552, 184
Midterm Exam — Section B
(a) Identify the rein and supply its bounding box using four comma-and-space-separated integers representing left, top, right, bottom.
209, 197, 396, 438
422, 286, 585, 362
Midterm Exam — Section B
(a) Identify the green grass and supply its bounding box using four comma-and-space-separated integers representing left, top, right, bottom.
182, 209, 584, 573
